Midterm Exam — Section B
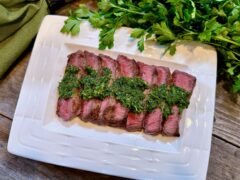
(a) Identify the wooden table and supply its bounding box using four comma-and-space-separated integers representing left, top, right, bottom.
0, 1, 240, 179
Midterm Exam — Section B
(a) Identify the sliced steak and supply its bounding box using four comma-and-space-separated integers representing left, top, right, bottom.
126, 112, 145, 132
79, 51, 102, 121
67, 50, 87, 78
144, 108, 163, 135
153, 66, 170, 86
68, 50, 86, 68
97, 55, 118, 125
162, 106, 180, 136
137, 62, 155, 86
126, 62, 154, 132
172, 70, 196, 93
143, 66, 170, 135
98, 97, 116, 125
68, 50, 84, 67
113, 102, 129, 126
57, 93, 81, 121
58, 51, 197, 137
81, 99, 101, 123
103, 55, 138, 127
103, 101, 128, 127
162, 71, 196, 136
116, 55, 139, 77
84, 50, 101, 71
58, 51, 84, 121
80, 100, 94, 121
99, 54, 117, 79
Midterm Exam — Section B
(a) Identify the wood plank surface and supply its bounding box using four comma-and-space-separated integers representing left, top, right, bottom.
214, 82, 240, 147
207, 136, 240, 180
0, 51, 30, 119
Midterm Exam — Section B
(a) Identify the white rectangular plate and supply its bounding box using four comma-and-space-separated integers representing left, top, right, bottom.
8, 15, 217, 180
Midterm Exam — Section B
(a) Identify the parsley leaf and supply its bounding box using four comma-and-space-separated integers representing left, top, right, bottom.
99, 28, 115, 50
131, 28, 145, 38
137, 36, 145, 52
61, 17, 81, 36
233, 79, 240, 93
169, 44, 176, 56
74, 4, 92, 18
153, 22, 176, 43
89, 13, 107, 28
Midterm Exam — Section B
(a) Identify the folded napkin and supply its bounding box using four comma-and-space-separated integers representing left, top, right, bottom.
0, 0, 48, 78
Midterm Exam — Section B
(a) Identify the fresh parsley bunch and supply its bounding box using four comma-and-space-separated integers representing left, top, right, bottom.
61, 0, 240, 93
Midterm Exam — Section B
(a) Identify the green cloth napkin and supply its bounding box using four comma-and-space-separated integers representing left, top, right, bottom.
0, 0, 48, 78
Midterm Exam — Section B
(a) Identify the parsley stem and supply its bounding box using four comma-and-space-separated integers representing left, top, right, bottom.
110, 3, 145, 16
209, 43, 240, 62
214, 36, 240, 47
232, 51, 240, 57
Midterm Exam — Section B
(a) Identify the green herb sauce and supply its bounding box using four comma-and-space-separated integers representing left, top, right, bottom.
80, 67, 112, 100
58, 66, 190, 116
58, 66, 80, 99
146, 85, 190, 118
111, 77, 148, 113
167, 85, 190, 113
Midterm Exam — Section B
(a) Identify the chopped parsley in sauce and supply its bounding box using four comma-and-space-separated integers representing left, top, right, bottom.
80, 67, 112, 100
146, 85, 190, 118
58, 66, 79, 99
111, 77, 148, 113
58, 66, 190, 116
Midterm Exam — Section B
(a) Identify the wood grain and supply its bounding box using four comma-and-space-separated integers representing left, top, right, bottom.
207, 136, 240, 180
0, 115, 124, 180
0, 51, 30, 119
214, 82, 240, 147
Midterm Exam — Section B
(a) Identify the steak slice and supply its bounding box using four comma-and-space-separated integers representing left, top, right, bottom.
137, 62, 155, 86
172, 70, 196, 93
80, 100, 94, 121
162, 71, 196, 136
103, 55, 138, 127
116, 55, 139, 77
162, 106, 180, 136
144, 108, 163, 135
99, 54, 117, 79
153, 66, 171, 86
143, 66, 170, 135
126, 62, 154, 132
78, 51, 102, 121
126, 112, 145, 132
58, 51, 85, 121
98, 97, 116, 125
68, 50, 86, 68
103, 101, 128, 127
84, 50, 101, 71
80, 99, 101, 123
67, 50, 87, 78
97, 55, 117, 125
57, 93, 81, 121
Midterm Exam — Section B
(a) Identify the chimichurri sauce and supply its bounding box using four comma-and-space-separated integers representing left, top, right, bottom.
58, 65, 79, 99
58, 67, 190, 115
